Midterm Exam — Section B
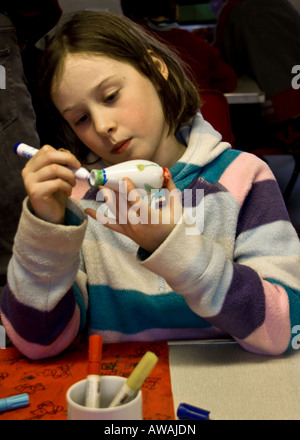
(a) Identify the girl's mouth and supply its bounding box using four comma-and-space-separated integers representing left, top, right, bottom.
111, 139, 132, 154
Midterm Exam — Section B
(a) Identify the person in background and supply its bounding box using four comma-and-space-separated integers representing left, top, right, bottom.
121, 0, 237, 92
213, 0, 300, 148
0, 1, 62, 343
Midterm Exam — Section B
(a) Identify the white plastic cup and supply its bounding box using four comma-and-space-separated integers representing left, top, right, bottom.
66, 376, 143, 420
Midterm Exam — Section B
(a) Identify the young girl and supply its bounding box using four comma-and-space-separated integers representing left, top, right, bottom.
1, 11, 300, 360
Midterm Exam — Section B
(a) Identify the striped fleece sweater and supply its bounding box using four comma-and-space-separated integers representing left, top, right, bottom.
1, 112, 300, 359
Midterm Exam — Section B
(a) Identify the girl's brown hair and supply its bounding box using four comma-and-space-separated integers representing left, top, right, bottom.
39, 11, 201, 161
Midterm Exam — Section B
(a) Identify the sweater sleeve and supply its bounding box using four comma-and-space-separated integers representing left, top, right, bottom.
0, 197, 88, 359
138, 155, 300, 356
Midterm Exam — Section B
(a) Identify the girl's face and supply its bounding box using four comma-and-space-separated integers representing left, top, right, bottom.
52, 53, 182, 167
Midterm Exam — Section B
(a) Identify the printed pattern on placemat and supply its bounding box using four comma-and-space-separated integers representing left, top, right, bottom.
0, 340, 174, 420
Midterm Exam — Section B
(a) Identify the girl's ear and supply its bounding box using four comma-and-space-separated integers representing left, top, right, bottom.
149, 51, 169, 80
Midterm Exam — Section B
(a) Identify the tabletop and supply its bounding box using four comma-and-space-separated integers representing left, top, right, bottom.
168, 340, 300, 420
1, 338, 299, 420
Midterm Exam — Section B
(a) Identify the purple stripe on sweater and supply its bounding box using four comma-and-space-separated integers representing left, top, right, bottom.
208, 263, 266, 338
237, 180, 290, 235
0, 284, 76, 346
155, 178, 222, 209
178, 178, 225, 208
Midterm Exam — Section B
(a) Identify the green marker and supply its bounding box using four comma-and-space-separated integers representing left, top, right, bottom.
108, 351, 158, 407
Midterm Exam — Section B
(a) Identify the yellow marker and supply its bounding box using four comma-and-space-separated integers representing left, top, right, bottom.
108, 351, 158, 407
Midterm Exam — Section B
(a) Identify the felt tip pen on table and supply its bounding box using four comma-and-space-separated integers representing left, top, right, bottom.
85, 334, 103, 408
177, 403, 210, 420
14, 143, 90, 181
0, 393, 29, 413
108, 351, 158, 408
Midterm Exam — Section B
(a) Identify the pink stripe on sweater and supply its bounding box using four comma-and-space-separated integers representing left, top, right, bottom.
219, 152, 276, 207
236, 281, 290, 355
1, 306, 81, 360
71, 180, 90, 201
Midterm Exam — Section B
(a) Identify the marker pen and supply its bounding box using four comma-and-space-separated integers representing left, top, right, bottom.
108, 351, 158, 408
177, 402, 210, 420
14, 142, 90, 181
0, 393, 30, 413
85, 334, 103, 408
89, 160, 170, 191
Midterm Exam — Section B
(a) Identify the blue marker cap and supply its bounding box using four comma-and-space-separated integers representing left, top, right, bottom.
177, 402, 210, 420
0, 393, 30, 413
13, 142, 21, 154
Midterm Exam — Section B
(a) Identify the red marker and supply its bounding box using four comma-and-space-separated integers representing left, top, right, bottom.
85, 334, 103, 408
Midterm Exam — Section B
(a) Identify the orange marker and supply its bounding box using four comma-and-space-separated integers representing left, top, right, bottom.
85, 334, 103, 408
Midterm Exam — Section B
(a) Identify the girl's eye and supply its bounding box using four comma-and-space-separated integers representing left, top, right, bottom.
75, 114, 89, 126
104, 90, 118, 103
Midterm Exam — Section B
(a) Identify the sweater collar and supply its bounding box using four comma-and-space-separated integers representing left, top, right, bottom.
171, 111, 231, 190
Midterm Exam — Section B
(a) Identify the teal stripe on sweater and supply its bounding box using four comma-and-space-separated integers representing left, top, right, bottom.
171, 162, 201, 190
171, 150, 242, 190
201, 149, 242, 183
64, 207, 82, 226
88, 286, 211, 334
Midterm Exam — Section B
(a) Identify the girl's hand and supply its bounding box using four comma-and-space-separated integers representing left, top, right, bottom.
22, 145, 82, 224
85, 176, 183, 252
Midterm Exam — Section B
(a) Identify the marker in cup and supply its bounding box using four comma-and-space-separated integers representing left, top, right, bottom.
108, 351, 158, 408
14, 143, 90, 181
85, 334, 103, 408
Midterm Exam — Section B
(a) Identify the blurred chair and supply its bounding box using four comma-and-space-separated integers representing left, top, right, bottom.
200, 88, 235, 145
283, 150, 300, 201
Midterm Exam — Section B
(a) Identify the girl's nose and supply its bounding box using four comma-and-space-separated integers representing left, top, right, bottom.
93, 110, 117, 137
